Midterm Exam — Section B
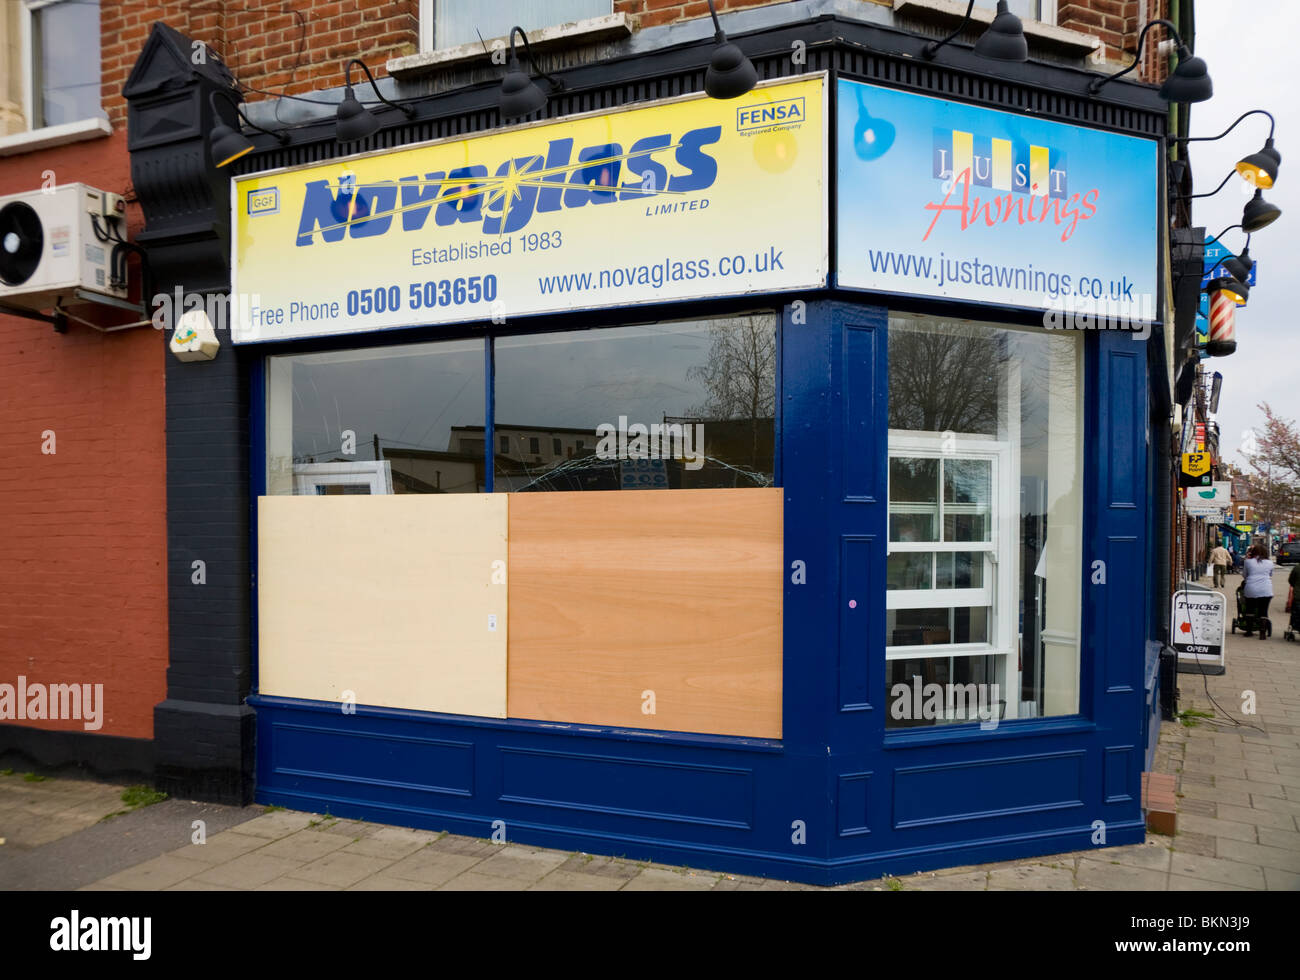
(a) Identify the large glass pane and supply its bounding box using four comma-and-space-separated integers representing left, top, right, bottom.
32, 1, 102, 128
266, 339, 486, 495
888, 314, 1084, 724
492, 316, 776, 492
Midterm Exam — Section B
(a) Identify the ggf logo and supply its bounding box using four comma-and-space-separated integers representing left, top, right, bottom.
933, 128, 1067, 199
248, 187, 279, 215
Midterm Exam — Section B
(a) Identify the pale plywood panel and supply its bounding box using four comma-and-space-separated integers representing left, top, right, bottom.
507, 488, 782, 738
258, 494, 507, 717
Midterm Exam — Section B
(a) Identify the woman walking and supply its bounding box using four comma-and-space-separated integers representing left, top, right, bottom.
1242, 544, 1275, 640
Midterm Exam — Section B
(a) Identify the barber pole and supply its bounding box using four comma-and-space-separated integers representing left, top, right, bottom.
1206, 287, 1236, 356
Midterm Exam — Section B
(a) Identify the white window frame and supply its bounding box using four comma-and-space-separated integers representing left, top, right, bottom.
886, 433, 1016, 657
293, 461, 394, 496
19, 0, 106, 134
418, 0, 434, 54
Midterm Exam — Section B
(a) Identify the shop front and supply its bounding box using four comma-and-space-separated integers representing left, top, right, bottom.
129, 16, 1171, 885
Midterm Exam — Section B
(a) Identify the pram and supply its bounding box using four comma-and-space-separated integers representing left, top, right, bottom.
1231, 583, 1272, 638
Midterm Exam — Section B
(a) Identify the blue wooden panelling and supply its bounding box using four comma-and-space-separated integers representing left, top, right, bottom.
837, 772, 872, 837
841, 324, 880, 501
893, 751, 1086, 829
838, 536, 874, 712
499, 747, 755, 829
272, 721, 474, 799
1105, 745, 1135, 804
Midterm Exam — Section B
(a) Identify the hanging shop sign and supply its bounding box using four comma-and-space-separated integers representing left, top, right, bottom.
1170, 589, 1226, 675
230, 76, 828, 343
1181, 451, 1211, 478
834, 78, 1158, 322
1184, 482, 1229, 519
1202, 237, 1256, 289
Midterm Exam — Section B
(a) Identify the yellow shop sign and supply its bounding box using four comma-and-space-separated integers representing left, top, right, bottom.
231, 75, 828, 343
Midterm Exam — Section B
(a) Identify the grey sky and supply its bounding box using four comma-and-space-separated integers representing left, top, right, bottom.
1190, 0, 1299, 467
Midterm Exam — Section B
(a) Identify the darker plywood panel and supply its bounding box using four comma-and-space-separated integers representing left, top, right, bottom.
507, 488, 783, 738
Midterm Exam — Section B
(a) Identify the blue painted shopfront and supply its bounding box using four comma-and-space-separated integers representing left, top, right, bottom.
249, 298, 1156, 886
240, 56, 1167, 883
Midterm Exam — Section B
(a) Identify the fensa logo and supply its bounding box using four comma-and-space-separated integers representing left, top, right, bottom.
932, 127, 1067, 199
248, 187, 279, 216
737, 97, 806, 134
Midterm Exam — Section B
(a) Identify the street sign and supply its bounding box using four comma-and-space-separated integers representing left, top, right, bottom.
1171, 590, 1226, 675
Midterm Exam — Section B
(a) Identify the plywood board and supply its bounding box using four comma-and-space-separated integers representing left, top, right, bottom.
258, 494, 507, 717
507, 488, 782, 738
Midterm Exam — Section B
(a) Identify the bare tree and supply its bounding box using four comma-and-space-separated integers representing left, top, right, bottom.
888, 324, 1003, 433
686, 316, 776, 420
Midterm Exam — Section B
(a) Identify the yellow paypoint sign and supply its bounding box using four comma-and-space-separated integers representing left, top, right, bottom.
230, 75, 827, 343
1181, 452, 1211, 478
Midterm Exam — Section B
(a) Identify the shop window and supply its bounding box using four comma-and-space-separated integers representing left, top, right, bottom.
492, 315, 777, 492
265, 339, 486, 495
886, 315, 1082, 728
975, 0, 1055, 24
17, 0, 103, 131
421, 0, 612, 52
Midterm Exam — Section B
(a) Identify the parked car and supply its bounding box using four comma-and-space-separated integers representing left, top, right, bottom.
1278, 542, 1300, 565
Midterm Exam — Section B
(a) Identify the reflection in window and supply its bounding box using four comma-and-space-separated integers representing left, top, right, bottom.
492, 315, 776, 492
886, 315, 1083, 728
266, 339, 486, 495
30, 0, 102, 129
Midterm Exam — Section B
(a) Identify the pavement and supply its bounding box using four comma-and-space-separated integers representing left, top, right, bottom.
1, 567, 1297, 891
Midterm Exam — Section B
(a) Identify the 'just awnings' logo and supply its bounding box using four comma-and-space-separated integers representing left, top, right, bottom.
924, 126, 1099, 243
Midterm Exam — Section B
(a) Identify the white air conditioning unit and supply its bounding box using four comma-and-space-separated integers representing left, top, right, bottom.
0, 183, 128, 314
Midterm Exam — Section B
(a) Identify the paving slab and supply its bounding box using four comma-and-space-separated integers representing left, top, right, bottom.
1169, 852, 1267, 890
288, 850, 396, 888
188, 853, 308, 889
383, 848, 484, 886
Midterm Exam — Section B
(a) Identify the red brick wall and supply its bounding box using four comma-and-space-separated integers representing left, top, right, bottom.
1058, 0, 1169, 82
0, 130, 167, 740
101, 1, 420, 128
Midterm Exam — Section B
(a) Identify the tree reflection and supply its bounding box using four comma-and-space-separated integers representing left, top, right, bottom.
888, 323, 1002, 434
685, 316, 777, 483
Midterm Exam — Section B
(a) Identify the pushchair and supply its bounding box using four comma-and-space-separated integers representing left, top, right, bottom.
1231, 583, 1272, 638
